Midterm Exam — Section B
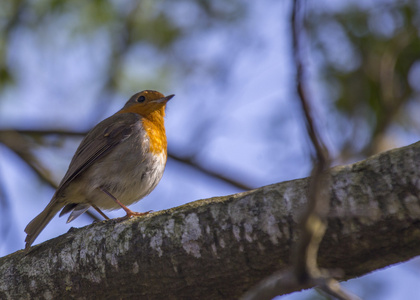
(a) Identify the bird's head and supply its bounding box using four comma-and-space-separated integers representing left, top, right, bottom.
119, 90, 174, 117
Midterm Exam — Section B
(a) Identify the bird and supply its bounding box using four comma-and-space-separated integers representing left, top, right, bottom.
24, 90, 174, 250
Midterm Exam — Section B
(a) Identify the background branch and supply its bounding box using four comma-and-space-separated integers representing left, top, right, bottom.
0, 131, 100, 221
1, 129, 254, 191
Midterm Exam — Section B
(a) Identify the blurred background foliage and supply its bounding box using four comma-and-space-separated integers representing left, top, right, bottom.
0, 0, 419, 299
307, 0, 420, 159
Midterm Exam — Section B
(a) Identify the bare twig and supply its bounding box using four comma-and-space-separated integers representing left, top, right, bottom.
317, 277, 361, 300
291, 0, 357, 298
292, 0, 328, 164
168, 153, 254, 191
242, 269, 311, 300
243, 0, 359, 299
242, 268, 359, 300
0, 131, 100, 222
0, 131, 58, 188
7, 129, 254, 191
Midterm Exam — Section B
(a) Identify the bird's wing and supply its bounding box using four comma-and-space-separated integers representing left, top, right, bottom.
56, 112, 141, 193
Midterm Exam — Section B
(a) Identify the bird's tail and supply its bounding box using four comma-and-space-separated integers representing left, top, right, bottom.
24, 200, 63, 250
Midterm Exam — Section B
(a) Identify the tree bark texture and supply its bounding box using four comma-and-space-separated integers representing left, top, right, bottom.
1, 141, 420, 299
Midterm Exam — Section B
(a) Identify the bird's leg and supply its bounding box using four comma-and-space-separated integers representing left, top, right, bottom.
91, 204, 110, 220
98, 187, 151, 220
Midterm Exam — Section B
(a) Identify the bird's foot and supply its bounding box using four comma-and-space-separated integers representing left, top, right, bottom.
115, 210, 153, 222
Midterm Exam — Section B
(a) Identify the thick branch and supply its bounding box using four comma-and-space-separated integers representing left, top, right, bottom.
1, 142, 420, 299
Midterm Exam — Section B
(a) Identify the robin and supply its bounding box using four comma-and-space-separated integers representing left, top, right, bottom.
24, 90, 174, 250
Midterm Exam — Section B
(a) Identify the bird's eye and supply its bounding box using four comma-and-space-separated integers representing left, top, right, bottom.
137, 95, 146, 103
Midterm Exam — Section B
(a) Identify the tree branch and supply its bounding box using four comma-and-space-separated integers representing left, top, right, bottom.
0, 130, 100, 222
168, 152, 254, 191
1, 141, 420, 299
4, 129, 254, 191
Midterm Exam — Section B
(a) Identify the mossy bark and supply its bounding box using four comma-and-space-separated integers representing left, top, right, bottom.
1, 141, 420, 299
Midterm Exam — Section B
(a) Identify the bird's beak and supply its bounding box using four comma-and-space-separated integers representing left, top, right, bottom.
154, 94, 175, 104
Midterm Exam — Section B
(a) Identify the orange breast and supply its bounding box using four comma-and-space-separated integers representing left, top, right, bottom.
141, 113, 167, 156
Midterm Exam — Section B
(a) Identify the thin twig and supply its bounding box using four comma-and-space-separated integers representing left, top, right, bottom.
168, 153, 254, 191
0, 131, 100, 222
292, 0, 328, 165
292, 0, 328, 283
243, 1, 359, 299
8, 129, 254, 191
0, 131, 58, 187
291, 0, 357, 298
